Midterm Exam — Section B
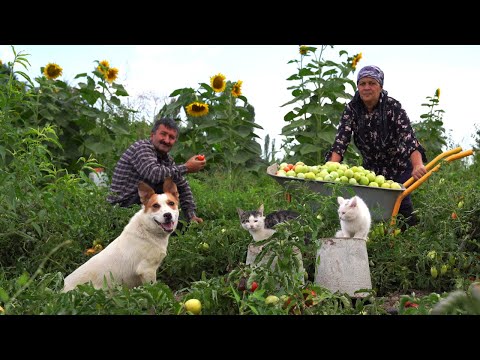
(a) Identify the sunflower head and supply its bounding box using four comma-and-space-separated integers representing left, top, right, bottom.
186, 102, 209, 117
435, 88, 440, 98
43, 63, 63, 80
352, 52, 362, 70
210, 73, 226, 93
97, 60, 110, 74
105, 67, 119, 83
299, 45, 309, 56
231, 80, 243, 98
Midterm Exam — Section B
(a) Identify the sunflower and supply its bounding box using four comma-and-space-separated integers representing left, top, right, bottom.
210, 73, 226, 93
186, 102, 209, 117
435, 88, 440, 98
105, 67, 119, 83
299, 45, 309, 55
0, 59, 3, 67
231, 80, 243, 97
43, 63, 63, 80
352, 52, 362, 70
97, 60, 110, 74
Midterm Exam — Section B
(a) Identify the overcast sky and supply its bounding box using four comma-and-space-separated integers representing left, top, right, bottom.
2, 45, 479, 155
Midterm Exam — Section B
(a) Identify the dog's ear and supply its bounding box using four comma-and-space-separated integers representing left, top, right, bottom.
163, 177, 179, 200
138, 181, 155, 204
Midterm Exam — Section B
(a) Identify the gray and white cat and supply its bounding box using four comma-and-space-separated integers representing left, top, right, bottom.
335, 196, 371, 239
237, 204, 304, 272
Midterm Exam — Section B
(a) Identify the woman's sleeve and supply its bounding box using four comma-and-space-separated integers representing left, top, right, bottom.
395, 107, 428, 163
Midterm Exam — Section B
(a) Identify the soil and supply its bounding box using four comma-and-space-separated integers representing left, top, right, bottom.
379, 289, 431, 314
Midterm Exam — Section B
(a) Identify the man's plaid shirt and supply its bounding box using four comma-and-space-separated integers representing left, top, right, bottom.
107, 139, 197, 220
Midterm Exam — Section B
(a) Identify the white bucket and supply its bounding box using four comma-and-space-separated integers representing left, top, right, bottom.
314, 237, 372, 298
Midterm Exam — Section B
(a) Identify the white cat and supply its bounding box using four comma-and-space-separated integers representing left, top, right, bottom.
237, 204, 305, 278
335, 196, 371, 240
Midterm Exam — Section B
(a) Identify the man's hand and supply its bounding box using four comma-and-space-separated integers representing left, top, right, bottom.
185, 155, 206, 173
190, 215, 203, 223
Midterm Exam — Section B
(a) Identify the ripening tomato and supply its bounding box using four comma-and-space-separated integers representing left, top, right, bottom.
404, 301, 419, 308
237, 277, 247, 292
451, 212, 457, 220
303, 289, 317, 306
251, 281, 258, 292
197, 154, 205, 161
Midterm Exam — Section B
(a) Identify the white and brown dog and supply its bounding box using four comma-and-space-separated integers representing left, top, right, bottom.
63, 178, 179, 292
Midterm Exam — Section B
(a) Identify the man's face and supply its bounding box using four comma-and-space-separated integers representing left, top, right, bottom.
150, 124, 178, 154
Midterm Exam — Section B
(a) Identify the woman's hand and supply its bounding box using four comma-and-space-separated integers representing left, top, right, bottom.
412, 164, 427, 180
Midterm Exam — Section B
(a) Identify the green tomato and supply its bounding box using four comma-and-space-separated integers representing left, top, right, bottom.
440, 264, 448, 275
265, 295, 280, 305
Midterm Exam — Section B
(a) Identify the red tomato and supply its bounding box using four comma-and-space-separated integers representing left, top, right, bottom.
404, 301, 419, 308
197, 154, 205, 161
251, 281, 258, 292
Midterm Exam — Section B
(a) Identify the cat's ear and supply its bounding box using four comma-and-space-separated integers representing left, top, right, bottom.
258, 204, 264, 215
237, 208, 244, 218
350, 196, 358, 207
337, 196, 345, 205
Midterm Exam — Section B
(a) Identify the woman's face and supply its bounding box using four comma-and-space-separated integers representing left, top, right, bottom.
358, 77, 382, 106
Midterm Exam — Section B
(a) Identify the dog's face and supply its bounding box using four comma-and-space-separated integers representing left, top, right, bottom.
138, 178, 179, 234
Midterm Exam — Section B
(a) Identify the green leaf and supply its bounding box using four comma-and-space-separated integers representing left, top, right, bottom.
110, 96, 121, 106
112, 83, 129, 96
38, 109, 54, 121
0, 287, 9, 302
300, 144, 318, 155
298, 68, 315, 77
110, 122, 131, 135
84, 138, 114, 154
31, 222, 42, 237
206, 132, 229, 144
306, 104, 327, 115
79, 88, 100, 105
17, 272, 29, 286
169, 87, 195, 97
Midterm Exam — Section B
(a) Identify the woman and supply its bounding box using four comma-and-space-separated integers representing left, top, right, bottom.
325, 65, 427, 227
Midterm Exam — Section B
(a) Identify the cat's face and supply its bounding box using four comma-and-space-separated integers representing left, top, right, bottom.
237, 205, 265, 232
337, 196, 360, 221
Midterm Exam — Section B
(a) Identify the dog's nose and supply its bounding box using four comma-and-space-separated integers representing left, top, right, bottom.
164, 213, 172, 221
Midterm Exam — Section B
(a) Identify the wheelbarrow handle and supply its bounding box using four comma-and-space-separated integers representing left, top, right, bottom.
403, 146, 462, 188
390, 148, 474, 225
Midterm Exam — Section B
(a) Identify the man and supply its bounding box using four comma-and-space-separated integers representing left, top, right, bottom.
107, 117, 206, 224
325, 65, 428, 227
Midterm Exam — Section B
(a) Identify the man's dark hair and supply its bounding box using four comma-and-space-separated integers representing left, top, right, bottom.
151, 117, 179, 137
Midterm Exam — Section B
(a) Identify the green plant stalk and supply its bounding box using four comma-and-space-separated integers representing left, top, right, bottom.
4, 240, 72, 312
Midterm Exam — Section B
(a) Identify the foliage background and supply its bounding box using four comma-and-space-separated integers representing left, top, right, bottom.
0, 46, 478, 315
